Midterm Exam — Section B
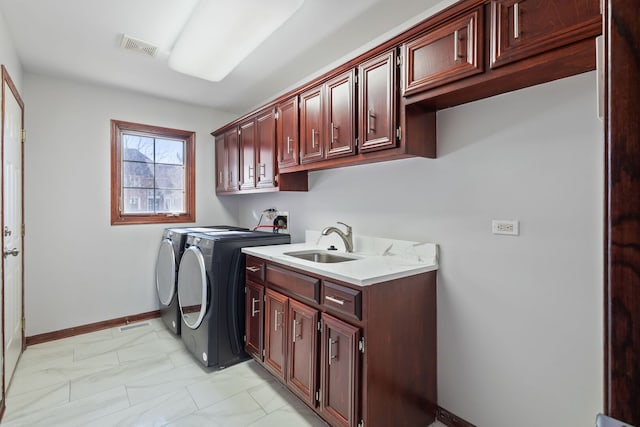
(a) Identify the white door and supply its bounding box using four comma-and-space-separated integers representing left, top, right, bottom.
2, 66, 24, 391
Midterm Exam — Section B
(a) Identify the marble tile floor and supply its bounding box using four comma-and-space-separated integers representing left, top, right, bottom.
1, 319, 446, 427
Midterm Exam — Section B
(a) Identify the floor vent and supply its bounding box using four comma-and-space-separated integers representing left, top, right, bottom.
119, 322, 150, 332
120, 34, 159, 57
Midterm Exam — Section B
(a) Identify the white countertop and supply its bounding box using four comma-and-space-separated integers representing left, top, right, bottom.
242, 231, 438, 286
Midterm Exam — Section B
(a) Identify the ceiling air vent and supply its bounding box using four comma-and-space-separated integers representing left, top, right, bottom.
120, 34, 158, 58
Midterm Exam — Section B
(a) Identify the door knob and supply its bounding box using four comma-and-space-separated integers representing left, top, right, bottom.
3, 248, 19, 258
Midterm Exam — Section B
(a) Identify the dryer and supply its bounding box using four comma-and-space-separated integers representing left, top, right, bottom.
177, 230, 290, 368
155, 226, 247, 335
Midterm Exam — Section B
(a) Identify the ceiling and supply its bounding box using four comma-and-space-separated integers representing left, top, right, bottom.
0, 0, 447, 114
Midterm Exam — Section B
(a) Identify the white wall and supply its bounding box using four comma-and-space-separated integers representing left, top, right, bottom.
235, 72, 603, 427
0, 6, 22, 92
22, 73, 239, 336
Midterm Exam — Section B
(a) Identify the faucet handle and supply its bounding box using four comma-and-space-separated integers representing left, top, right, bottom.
337, 221, 352, 233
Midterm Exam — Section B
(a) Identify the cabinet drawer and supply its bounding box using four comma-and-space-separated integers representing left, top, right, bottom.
245, 256, 266, 283
266, 264, 320, 304
403, 7, 483, 96
489, 0, 601, 69
322, 281, 362, 320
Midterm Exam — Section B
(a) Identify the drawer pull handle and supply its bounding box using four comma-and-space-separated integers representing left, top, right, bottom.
325, 295, 345, 305
251, 298, 260, 317
246, 266, 260, 273
274, 310, 280, 331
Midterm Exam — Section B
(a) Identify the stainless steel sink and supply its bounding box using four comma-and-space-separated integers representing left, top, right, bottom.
284, 250, 359, 263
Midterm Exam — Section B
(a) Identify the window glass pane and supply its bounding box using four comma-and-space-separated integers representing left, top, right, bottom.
123, 161, 154, 188
155, 138, 184, 165
123, 134, 154, 162
156, 189, 185, 213
155, 164, 184, 190
123, 188, 155, 213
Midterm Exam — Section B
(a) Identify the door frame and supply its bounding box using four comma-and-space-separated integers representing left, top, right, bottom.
1, 64, 26, 403
604, 0, 640, 424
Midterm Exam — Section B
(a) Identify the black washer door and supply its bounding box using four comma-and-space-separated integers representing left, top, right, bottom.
156, 239, 176, 306
177, 246, 208, 329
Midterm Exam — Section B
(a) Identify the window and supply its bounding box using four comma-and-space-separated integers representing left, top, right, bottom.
111, 120, 195, 225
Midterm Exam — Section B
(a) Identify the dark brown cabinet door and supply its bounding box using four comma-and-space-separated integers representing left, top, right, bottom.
277, 96, 299, 170
320, 313, 360, 427
215, 136, 227, 193
490, 0, 601, 68
264, 289, 288, 380
300, 86, 324, 164
325, 70, 356, 159
256, 108, 276, 189
403, 8, 483, 95
358, 50, 398, 153
287, 299, 319, 407
239, 118, 256, 190
225, 128, 239, 192
245, 281, 264, 361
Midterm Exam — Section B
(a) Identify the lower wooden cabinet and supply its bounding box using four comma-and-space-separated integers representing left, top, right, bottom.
244, 255, 437, 427
244, 281, 264, 361
320, 313, 360, 427
287, 299, 319, 407
264, 288, 288, 380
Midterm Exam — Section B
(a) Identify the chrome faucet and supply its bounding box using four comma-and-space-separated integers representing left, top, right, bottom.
321, 222, 353, 253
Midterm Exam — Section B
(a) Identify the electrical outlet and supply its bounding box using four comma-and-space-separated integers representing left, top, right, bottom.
492, 219, 519, 236
273, 211, 289, 233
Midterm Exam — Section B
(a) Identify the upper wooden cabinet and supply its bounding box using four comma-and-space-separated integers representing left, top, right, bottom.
403, 7, 483, 95
215, 137, 226, 193
239, 118, 257, 191
358, 50, 398, 153
215, 128, 239, 193
326, 70, 356, 159
214, 0, 600, 187
489, 0, 601, 68
299, 70, 356, 165
277, 96, 300, 169
255, 109, 277, 189
239, 108, 277, 191
300, 86, 324, 164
